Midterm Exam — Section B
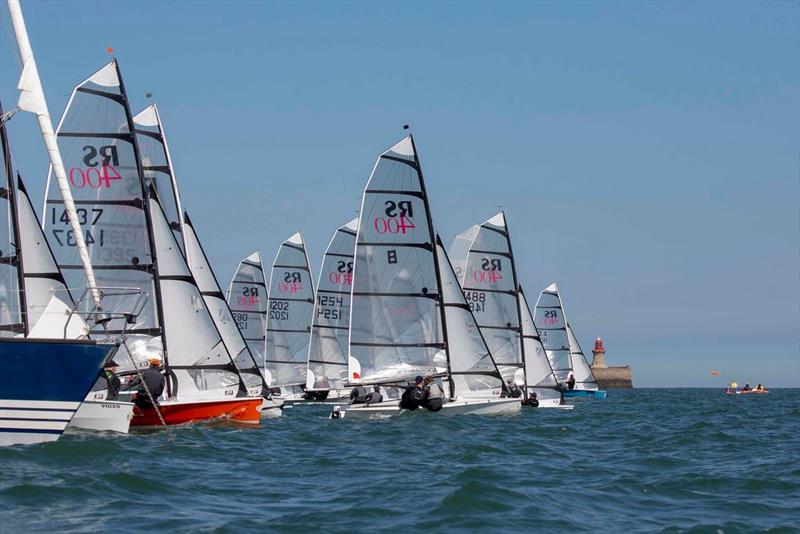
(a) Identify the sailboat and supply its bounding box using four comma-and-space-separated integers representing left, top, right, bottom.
334, 136, 520, 418
1, 0, 119, 445
133, 104, 281, 418
534, 283, 606, 399
449, 212, 566, 408
264, 232, 315, 403
304, 219, 358, 402
42, 60, 261, 426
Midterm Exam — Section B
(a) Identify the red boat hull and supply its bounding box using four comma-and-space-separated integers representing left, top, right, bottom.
131, 397, 262, 427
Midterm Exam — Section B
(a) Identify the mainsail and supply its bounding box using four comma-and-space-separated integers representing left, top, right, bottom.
348, 136, 444, 385
43, 60, 159, 372
0, 102, 24, 336
227, 252, 268, 372
534, 282, 598, 390
265, 233, 314, 387
132, 105, 184, 252
306, 219, 357, 391
449, 212, 523, 383
567, 322, 599, 390
518, 286, 560, 401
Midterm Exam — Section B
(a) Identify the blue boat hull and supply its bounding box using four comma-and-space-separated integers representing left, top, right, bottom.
563, 389, 607, 399
0, 338, 118, 446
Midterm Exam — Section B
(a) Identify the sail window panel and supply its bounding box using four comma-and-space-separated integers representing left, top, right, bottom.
353, 245, 438, 295
470, 224, 510, 254
461, 251, 516, 293
452, 374, 503, 397
359, 193, 430, 245
354, 345, 443, 385
350, 294, 441, 346
368, 152, 421, 192
448, 224, 479, 282
185, 368, 240, 391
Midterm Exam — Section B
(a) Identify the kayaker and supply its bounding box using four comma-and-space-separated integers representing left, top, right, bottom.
127, 357, 165, 409
422, 378, 444, 412
102, 359, 121, 400
566, 372, 576, 390
399, 375, 425, 410
365, 385, 383, 405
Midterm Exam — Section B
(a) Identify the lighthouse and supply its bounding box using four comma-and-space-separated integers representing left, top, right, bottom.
589, 337, 633, 389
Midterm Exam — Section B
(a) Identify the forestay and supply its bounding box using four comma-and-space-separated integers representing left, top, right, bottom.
449, 212, 522, 382
306, 219, 357, 391
518, 286, 559, 393
533, 283, 572, 383
349, 136, 444, 385
436, 237, 504, 398
567, 323, 599, 390
265, 233, 314, 387
227, 252, 267, 371
183, 212, 264, 390
43, 61, 158, 372
0, 103, 24, 336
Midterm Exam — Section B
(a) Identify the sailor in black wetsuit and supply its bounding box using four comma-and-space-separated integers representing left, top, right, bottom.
506, 379, 522, 398
127, 357, 165, 409
399, 376, 425, 410
521, 391, 539, 407
349, 386, 368, 404
566, 372, 576, 390
365, 385, 383, 406
422, 379, 444, 412
102, 359, 121, 400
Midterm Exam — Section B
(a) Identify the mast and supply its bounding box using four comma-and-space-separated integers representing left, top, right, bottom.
6, 0, 101, 309
408, 134, 453, 399
0, 100, 27, 335
502, 211, 528, 389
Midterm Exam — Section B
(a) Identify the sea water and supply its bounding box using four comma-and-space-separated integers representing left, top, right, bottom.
1, 389, 798, 532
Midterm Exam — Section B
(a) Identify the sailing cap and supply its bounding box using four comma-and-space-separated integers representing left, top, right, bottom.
104, 359, 119, 368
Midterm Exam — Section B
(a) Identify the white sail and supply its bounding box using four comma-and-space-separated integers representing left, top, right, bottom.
0, 103, 24, 336
436, 237, 504, 398
42, 61, 159, 372
306, 219, 357, 391
265, 232, 314, 387
518, 286, 559, 391
348, 136, 444, 385
132, 105, 185, 253
567, 323, 599, 390
148, 191, 240, 393
449, 212, 522, 382
227, 252, 267, 371
183, 212, 264, 390
533, 283, 572, 384
15, 178, 73, 333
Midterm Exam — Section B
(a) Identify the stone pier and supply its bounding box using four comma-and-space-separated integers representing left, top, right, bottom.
590, 338, 633, 389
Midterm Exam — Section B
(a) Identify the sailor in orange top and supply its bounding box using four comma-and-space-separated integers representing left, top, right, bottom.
127, 357, 165, 408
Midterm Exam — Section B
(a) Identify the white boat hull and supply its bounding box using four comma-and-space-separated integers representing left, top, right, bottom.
261, 397, 284, 418
332, 396, 520, 419
69, 400, 134, 433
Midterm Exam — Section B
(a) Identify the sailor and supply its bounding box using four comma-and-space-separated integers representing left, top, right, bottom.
506, 379, 522, 398
566, 372, 576, 390
422, 378, 444, 412
743, 383, 752, 392
365, 385, 383, 406
755, 384, 763, 391
349, 385, 369, 404
127, 357, 165, 409
399, 376, 425, 410
521, 391, 539, 407
102, 359, 121, 400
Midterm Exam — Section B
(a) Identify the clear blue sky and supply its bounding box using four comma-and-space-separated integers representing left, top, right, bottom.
1, 1, 798, 387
